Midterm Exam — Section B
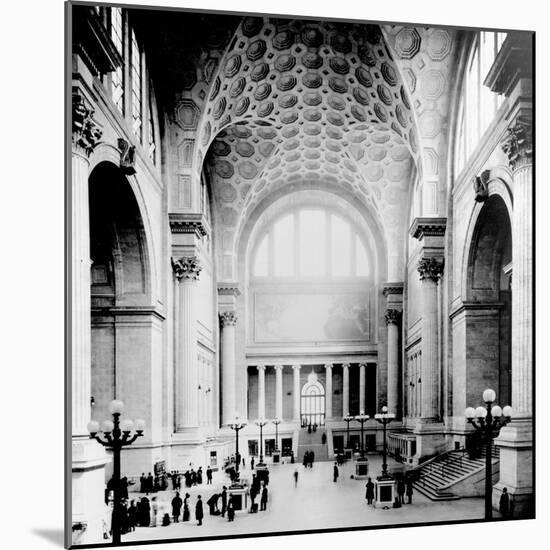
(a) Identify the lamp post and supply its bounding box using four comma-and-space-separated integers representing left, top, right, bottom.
465, 389, 513, 520
272, 416, 281, 451
374, 405, 395, 479
343, 413, 353, 449
255, 418, 268, 465
87, 400, 145, 545
354, 411, 370, 458
227, 413, 247, 483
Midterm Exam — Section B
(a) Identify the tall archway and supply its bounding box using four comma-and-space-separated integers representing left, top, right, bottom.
301, 375, 326, 427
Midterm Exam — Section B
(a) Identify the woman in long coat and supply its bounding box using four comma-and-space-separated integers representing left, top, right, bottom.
365, 478, 375, 505
183, 493, 190, 521
195, 495, 204, 526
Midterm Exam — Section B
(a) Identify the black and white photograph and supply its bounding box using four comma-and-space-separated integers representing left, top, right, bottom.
65, 1, 535, 547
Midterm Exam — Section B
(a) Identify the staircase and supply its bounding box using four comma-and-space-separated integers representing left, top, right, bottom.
413, 446, 500, 501
297, 428, 329, 462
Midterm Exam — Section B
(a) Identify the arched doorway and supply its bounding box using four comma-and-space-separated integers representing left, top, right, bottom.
301, 372, 326, 427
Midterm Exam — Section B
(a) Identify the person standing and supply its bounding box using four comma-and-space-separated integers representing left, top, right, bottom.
242, 456, 246, 469
397, 478, 405, 504
251, 456, 255, 470
293, 469, 299, 487
127, 500, 137, 532
499, 487, 511, 518
195, 495, 204, 526
227, 496, 235, 522
182, 493, 190, 522
171, 492, 182, 523
405, 477, 414, 504
303, 451, 308, 468
218, 486, 226, 517
260, 484, 268, 511
150, 497, 158, 527
310, 451, 315, 468
333, 463, 339, 483
146, 472, 153, 495
365, 478, 375, 505
140, 473, 146, 494
206, 466, 213, 485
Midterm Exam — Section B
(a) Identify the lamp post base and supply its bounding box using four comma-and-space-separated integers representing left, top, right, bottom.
354, 457, 369, 479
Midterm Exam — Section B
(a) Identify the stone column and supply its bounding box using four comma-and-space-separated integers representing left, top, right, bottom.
257, 365, 266, 419
275, 364, 283, 420
219, 311, 237, 425
417, 257, 444, 420
385, 309, 401, 416
292, 364, 301, 421
495, 112, 533, 516
325, 364, 333, 419
359, 363, 366, 413
342, 363, 350, 415
172, 256, 202, 430
71, 91, 108, 544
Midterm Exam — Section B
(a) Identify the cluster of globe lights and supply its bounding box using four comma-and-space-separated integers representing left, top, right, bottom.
374, 405, 395, 421
86, 399, 146, 437
465, 389, 513, 422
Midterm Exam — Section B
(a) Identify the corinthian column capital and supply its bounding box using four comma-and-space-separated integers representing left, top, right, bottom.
385, 308, 402, 325
219, 311, 238, 327
417, 257, 444, 283
72, 93, 102, 157
501, 115, 532, 171
171, 256, 202, 281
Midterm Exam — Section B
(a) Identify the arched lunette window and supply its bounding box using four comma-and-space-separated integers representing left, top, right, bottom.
253, 208, 369, 278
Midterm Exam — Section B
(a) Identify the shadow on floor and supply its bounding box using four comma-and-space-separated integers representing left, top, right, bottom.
33, 528, 65, 547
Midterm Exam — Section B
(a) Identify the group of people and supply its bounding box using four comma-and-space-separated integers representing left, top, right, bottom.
302, 450, 315, 468
363, 476, 414, 506
167, 467, 213, 490
138, 473, 168, 494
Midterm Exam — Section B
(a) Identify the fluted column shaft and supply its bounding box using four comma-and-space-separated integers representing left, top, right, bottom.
385, 309, 401, 416
220, 311, 237, 425
257, 365, 266, 419
325, 364, 333, 418
293, 365, 301, 421
418, 258, 443, 420
359, 363, 366, 413
172, 257, 202, 430
342, 363, 350, 415
275, 365, 283, 419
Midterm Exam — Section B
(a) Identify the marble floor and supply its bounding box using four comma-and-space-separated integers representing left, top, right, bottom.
121, 456, 490, 544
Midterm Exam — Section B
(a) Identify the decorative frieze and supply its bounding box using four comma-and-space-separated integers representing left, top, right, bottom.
72, 93, 102, 156
171, 256, 202, 281
501, 116, 532, 171
217, 282, 241, 297
219, 310, 238, 327
383, 282, 404, 297
385, 308, 402, 325
417, 257, 444, 282
118, 138, 137, 175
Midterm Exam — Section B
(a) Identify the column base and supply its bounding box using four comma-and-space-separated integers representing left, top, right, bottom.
412, 420, 446, 460
493, 418, 534, 518
71, 436, 110, 546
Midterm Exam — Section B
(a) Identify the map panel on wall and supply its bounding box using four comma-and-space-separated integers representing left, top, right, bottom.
254, 291, 370, 343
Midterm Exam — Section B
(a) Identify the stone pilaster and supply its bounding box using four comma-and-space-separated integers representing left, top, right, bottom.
257, 365, 266, 419
219, 311, 237, 425
292, 365, 301, 421
172, 256, 202, 430
324, 364, 333, 419
274, 364, 284, 420
342, 363, 350, 416
385, 308, 401, 417
359, 363, 366, 413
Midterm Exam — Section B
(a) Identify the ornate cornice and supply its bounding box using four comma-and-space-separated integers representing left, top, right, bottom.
501, 116, 532, 171
409, 217, 447, 240
382, 282, 404, 297
169, 213, 209, 238
217, 282, 241, 297
171, 256, 202, 281
219, 310, 238, 327
417, 257, 444, 283
72, 93, 102, 156
385, 308, 402, 325
118, 138, 137, 175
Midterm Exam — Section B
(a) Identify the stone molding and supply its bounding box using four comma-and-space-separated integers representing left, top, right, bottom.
169, 213, 209, 238
501, 116, 532, 171
219, 310, 237, 327
171, 256, 202, 281
217, 282, 241, 297
417, 257, 444, 282
72, 93, 102, 157
383, 282, 404, 296
385, 308, 402, 325
118, 138, 137, 175
409, 217, 447, 240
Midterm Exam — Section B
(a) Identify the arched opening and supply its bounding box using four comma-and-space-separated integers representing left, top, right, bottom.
466, 194, 512, 405
301, 374, 326, 427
